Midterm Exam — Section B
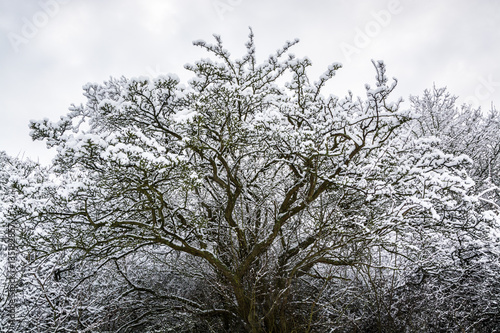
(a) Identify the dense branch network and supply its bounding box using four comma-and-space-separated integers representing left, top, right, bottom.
7, 32, 495, 332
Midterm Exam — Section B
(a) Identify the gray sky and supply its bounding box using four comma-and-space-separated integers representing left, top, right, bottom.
1, 0, 499, 165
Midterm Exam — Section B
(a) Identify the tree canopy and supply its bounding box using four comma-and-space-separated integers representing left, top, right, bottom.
1, 32, 499, 332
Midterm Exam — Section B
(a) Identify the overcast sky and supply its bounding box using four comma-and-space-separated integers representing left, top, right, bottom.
1, 0, 499, 165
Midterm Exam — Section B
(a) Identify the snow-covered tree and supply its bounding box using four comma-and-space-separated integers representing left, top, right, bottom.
0, 152, 53, 332
382, 87, 500, 332
27, 32, 485, 332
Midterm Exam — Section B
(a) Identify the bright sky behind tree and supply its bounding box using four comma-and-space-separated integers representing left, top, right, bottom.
1, 0, 499, 164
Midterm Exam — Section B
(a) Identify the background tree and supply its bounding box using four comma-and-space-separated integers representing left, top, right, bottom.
0, 152, 55, 332
381, 87, 500, 332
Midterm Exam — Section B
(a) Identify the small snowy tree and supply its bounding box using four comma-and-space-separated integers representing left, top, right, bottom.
0, 152, 55, 332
